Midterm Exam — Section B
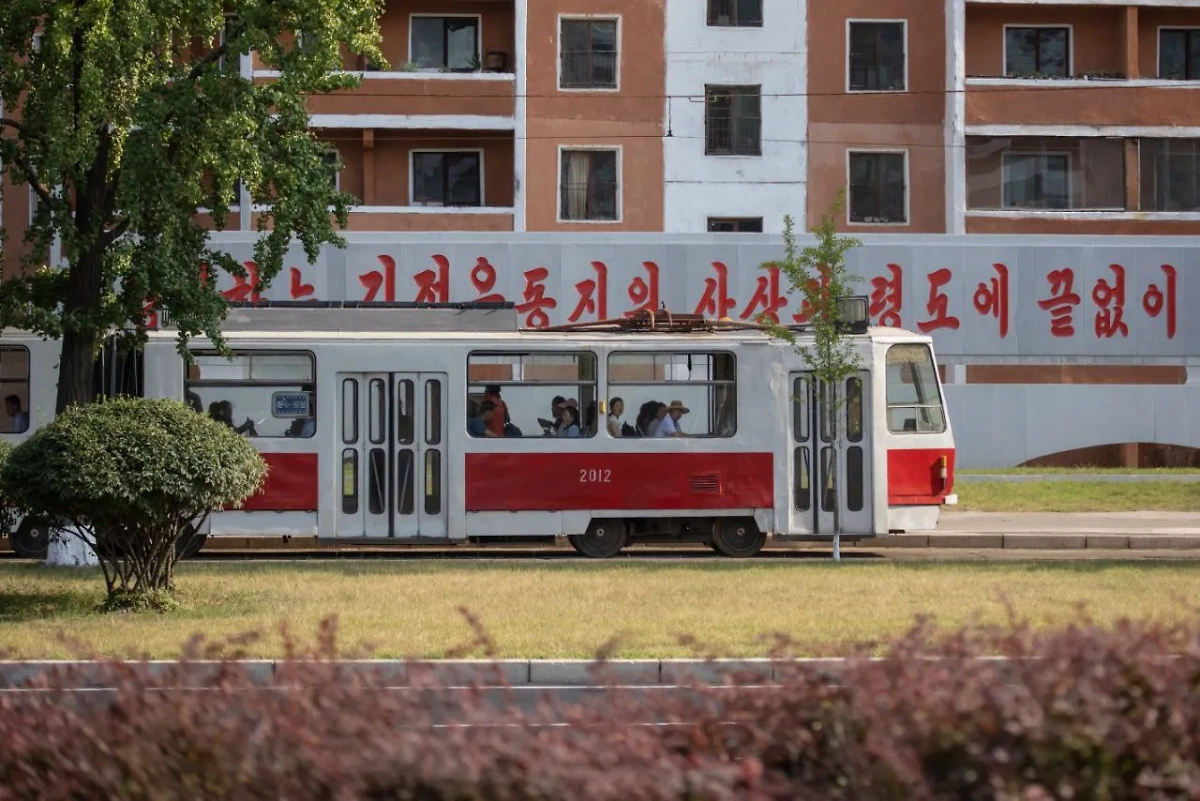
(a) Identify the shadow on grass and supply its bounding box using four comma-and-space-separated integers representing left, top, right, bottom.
0, 590, 100, 622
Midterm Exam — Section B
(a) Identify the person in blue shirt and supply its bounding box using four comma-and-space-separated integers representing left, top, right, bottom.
5, 395, 27, 433
558, 405, 581, 438
468, 400, 501, 438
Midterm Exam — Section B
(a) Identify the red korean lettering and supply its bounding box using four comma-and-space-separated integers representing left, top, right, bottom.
470, 257, 505, 304
972, 262, 1010, 338
289, 267, 315, 300
515, 267, 557, 328
869, 263, 903, 327
740, 265, 788, 324
1036, 268, 1081, 338
569, 261, 609, 323
625, 261, 660, 316
142, 299, 159, 330
1142, 264, 1178, 340
221, 260, 261, 303
790, 267, 830, 325
695, 261, 737, 318
415, 254, 450, 304
916, 268, 960, 333
1092, 263, 1128, 339
359, 255, 396, 303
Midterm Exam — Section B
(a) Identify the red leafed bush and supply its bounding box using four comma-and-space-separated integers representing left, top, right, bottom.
0, 612, 1198, 800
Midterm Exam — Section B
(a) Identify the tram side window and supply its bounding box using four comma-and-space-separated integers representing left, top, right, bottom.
466, 352, 598, 438
607, 352, 736, 438
885, 344, 946, 434
0, 347, 30, 434
185, 351, 316, 438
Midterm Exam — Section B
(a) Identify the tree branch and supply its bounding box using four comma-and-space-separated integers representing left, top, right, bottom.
0, 118, 55, 206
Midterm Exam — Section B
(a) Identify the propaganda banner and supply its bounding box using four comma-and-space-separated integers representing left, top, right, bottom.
199, 233, 1198, 359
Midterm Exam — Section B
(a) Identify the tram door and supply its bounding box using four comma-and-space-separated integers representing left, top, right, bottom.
336, 372, 448, 539
789, 371, 874, 535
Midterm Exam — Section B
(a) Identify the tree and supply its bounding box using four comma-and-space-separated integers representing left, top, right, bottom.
0, 0, 384, 412
762, 190, 863, 560
1, 397, 266, 609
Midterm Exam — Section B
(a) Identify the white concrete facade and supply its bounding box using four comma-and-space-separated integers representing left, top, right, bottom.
662, 0, 807, 233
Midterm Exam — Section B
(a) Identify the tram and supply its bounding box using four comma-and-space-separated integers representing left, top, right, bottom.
0, 299, 956, 559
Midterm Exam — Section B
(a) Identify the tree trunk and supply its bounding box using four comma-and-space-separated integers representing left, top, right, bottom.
55, 327, 97, 413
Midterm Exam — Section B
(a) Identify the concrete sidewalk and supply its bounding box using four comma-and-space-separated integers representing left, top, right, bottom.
870, 511, 1200, 550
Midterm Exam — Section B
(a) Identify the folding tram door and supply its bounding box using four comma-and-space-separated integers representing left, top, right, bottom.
336, 372, 448, 539
788, 371, 874, 535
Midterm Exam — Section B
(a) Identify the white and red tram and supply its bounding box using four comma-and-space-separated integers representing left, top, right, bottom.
0, 301, 956, 558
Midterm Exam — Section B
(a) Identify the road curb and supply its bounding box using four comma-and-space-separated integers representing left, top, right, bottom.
0, 658, 822, 688
864, 534, 1200, 550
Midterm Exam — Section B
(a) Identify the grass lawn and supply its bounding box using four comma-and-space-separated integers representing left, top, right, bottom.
953, 480, 1200, 512
0, 561, 1197, 660
960, 467, 1200, 475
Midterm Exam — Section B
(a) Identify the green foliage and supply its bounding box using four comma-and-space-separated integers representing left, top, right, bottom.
764, 189, 864, 388
0, 439, 19, 536
1, 397, 266, 603
0, 0, 384, 400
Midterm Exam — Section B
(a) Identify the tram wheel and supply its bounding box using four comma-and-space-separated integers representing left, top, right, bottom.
10, 517, 51, 560
711, 517, 765, 558
175, 526, 208, 560
567, 520, 628, 559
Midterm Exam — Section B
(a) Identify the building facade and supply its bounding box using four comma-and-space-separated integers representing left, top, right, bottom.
4, 0, 1200, 467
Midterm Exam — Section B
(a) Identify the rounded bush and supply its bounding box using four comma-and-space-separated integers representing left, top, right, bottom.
1, 397, 266, 603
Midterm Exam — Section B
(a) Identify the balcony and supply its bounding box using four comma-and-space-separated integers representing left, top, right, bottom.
253, 1, 517, 128
964, 4, 1200, 129
314, 129, 515, 232
965, 135, 1200, 229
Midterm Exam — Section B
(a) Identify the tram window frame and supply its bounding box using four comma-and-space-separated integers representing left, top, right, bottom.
884, 344, 947, 434
466, 351, 599, 438
606, 351, 737, 438
0, 346, 31, 435
185, 349, 317, 439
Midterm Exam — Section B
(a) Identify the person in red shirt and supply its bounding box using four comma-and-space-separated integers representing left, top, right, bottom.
484, 385, 508, 437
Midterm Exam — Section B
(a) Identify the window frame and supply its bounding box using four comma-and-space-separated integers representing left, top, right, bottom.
846, 149, 910, 226
884, 344, 947, 435
557, 146, 622, 224
605, 350, 738, 439
1000, 150, 1072, 210
1158, 27, 1200, 80
408, 13, 482, 72
0, 345, 32, 436
466, 350, 600, 439
185, 349, 317, 439
1150, 150, 1200, 212
707, 217, 764, 232
557, 16, 620, 91
707, 0, 763, 28
846, 19, 908, 93
410, 149, 485, 207
1002, 24, 1072, 78
704, 85, 763, 157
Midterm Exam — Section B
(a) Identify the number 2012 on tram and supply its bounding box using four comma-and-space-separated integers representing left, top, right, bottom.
0, 300, 957, 559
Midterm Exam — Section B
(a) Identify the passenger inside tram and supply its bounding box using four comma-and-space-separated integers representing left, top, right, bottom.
558, 405, 582, 438
208, 400, 257, 437
468, 400, 501, 438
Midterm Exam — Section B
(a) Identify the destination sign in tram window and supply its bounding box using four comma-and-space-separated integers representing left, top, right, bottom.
186, 350, 316, 438
467, 351, 598, 437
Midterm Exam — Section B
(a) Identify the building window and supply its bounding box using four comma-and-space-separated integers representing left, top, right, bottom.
411, 16, 479, 72
707, 0, 762, 27
1159, 29, 1200, 80
607, 352, 737, 438
705, 86, 761, 156
322, 152, 339, 192
886, 344, 946, 434
848, 151, 907, 224
0, 347, 30, 434
1002, 153, 1070, 209
185, 351, 316, 438
559, 18, 617, 89
848, 21, 906, 91
1004, 26, 1069, 77
559, 149, 618, 221
412, 151, 482, 207
467, 352, 599, 438
707, 217, 763, 232
1140, 139, 1200, 212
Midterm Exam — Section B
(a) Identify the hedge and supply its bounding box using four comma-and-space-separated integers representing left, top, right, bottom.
0, 614, 1197, 800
